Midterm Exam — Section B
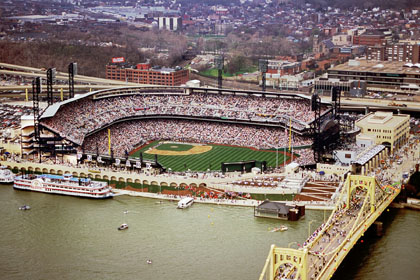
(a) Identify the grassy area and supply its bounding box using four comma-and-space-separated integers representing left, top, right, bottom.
130, 141, 290, 172
156, 143, 194, 152
234, 66, 258, 75
200, 66, 258, 78
200, 68, 234, 78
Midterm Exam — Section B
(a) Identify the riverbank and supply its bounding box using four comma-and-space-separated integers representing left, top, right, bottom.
390, 198, 420, 211
112, 188, 335, 210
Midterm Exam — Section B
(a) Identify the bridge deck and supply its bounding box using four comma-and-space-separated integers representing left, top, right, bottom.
310, 187, 400, 280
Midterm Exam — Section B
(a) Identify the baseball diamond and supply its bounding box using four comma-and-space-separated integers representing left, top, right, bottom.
131, 141, 292, 172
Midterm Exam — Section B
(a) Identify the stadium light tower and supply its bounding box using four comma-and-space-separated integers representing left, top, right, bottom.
311, 93, 322, 163
68, 62, 77, 99
46, 68, 56, 106
331, 86, 341, 119
259, 59, 268, 92
32, 77, 42, 163
214, 55, 224, 89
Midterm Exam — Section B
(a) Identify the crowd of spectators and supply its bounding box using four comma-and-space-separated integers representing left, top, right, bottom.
41, 93, 327, 145
82, 119, 313, 163
0, 103, 32, 142
0, 103, 31, 129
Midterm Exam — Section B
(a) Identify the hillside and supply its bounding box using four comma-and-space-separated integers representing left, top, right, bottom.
305, 0, 420, 10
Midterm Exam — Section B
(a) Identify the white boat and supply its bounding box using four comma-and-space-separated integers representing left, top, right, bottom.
19, 205, 31, 210
118, 223, 128, 230
0, 166, 15, 184
270, 225, 288, 232
13, 174, 113, 199
177, 197, 194, 209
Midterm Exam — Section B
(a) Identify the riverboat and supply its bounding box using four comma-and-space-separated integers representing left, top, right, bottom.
177, 197, 194, 209
13, 174, 113, 199
0, 166, 15, 184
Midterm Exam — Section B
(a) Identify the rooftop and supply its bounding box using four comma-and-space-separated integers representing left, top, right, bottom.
353, 145, 386, 165
330, 60, 420, 75
356, 112, 409, 128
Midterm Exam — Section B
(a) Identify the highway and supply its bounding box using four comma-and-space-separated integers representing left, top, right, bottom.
0, 62, 139, 87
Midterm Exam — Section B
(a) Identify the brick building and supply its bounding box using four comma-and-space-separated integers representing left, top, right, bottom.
106, 64, 189, 86
367, 43, 420, 63
328, 60, 420, 91
353, 29, 390, 46
267, 60, 301, 76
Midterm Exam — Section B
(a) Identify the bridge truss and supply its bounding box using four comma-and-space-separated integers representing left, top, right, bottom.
259, 174, 401, 280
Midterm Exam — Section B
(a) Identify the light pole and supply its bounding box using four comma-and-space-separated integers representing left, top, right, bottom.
308, 220, 316, 238
271, 144, 279, 169
284, 146, 286, 169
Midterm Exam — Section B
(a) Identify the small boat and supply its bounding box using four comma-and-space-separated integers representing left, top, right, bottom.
177, 197, 194, 209
19, 205, 31, 211
147, 260, 153, 264
271, 225, 288, 232
118, 223, 128, 230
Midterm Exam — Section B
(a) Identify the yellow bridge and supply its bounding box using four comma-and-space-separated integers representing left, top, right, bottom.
259, 174, 401, 280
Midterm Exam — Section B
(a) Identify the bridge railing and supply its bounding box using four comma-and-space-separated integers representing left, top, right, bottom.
259, 245, 275, 280
304, 180, 347, 250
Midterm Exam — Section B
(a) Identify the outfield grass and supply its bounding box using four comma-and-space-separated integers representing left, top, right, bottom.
131, 141, 292, 172
155, 143, 194, 152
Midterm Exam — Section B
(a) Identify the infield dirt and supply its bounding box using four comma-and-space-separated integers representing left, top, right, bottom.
145, 145, 213, 156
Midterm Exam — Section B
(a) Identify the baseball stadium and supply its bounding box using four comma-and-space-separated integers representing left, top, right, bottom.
38, 86, 330, 172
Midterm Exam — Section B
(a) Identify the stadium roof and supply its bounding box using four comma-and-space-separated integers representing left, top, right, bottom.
353, 145, 386, 165
41, 92, 94, 119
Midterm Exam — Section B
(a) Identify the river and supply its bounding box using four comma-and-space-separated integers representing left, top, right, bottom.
0, 185, 419, 280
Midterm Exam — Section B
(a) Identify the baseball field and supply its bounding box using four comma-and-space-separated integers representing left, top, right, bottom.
130, 141, 294, 172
